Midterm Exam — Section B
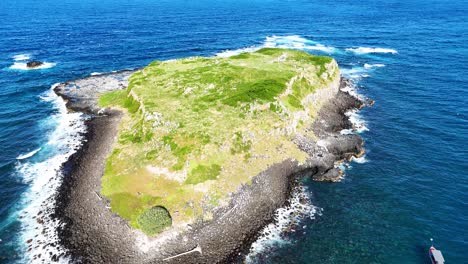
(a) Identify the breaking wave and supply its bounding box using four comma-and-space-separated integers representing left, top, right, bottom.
9, 62, 56, 70
341, 62, 386, 80
245, 185, 322, 263
340, 67, 371, 80
13, 54, 31, 61
8, 54, 57, 70
216, 46, 260, 57
339, 81, 369, 134
15, 86, 86, 263
264, 35, 337, 53
364, 63, 385, 69
347, 109, 369, 133
351, 155, 368, 164
216, 35, 337, 57
16, 148, 41, 160
346, 47, 397, 54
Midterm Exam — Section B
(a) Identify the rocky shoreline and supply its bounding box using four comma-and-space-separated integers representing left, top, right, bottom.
51, 70, 366, 263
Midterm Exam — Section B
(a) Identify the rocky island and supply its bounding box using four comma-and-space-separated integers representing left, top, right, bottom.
52, 48, 365, 263
26, 61, 44, 69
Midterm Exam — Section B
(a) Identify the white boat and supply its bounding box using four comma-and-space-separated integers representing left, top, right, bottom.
429, 238, 445, 264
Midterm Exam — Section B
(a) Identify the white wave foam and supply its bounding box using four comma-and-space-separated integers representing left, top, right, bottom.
351, 155, 368, 164
346, 47, 397, 54
9, 62, 56, 70
91, 72, 103, 76
264, 35, 337, 53
346, 109, 369, 133
13, 54, 31, 61
340, 129, 354, 135
364, 63, 385, 69
216, 35, 337, 57
341, 62, 385, 80
245, 185, 321, 263
340, 78, 363, 101
16, 148, 41, 160
216, 46, 260, 57
339, 72, 371, 135
16, 88, 86, 263
340, 67, 371, 80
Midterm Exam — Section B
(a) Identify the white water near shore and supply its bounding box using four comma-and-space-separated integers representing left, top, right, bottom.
15, 86, 86, 263
246, 185, 321, 263
16, 148, 41, 160
216, 36, 397, 58
216, 35, 338, 57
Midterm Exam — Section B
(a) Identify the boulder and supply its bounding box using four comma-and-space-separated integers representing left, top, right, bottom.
26, 61, 44, 68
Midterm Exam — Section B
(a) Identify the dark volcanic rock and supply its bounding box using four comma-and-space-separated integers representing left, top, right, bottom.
53, 70, 137, 114
26, 61, 44, 68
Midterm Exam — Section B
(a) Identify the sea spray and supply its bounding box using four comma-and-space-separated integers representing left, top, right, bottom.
16, 86, 87, 263
216, 35, 338, 57
245, 185, 322, 263
9, 62, 56, 71
16, 148, 42, 160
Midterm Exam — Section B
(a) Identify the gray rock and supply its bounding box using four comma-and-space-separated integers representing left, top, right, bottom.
26, 61, 44, 68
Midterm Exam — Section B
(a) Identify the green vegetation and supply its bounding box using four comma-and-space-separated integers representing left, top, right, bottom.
186, 164, 222, 184
99, 48, 340, 235
137, 206, 172, 235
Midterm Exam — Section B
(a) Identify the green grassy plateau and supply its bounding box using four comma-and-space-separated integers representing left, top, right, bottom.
98, 48, 340, 234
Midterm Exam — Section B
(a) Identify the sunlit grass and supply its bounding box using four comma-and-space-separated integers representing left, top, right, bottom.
98, 48, 340, 235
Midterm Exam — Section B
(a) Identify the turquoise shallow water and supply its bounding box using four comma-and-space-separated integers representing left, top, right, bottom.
0, 0, 466, 263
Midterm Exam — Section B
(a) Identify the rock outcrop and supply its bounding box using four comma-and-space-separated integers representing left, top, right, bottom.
26, 61, 44, 68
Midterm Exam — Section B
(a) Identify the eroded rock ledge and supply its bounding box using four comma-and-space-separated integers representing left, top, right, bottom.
53, 65, 366, 263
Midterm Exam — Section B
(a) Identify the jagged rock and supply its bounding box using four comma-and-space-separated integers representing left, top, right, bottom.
26, 61, 44, 68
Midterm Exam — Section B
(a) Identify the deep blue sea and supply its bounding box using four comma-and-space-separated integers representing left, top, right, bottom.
0, 0, 466, 263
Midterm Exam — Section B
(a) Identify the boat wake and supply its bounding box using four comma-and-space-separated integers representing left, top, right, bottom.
15, 86, 86, 263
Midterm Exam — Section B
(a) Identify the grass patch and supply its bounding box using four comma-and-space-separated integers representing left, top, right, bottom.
123, 94, 141, 114
136, 206, 172, 236
185, 164, 222, 184
98, 89, 127, 107
230, 132, 252, 154
222, 78, 288, 106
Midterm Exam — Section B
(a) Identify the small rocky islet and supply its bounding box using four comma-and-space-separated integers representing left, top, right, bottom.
26, 61, 44, 69
52, 48, 367, 263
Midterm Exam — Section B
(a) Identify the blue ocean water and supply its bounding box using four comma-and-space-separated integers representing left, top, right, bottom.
0, 0, 466, 263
